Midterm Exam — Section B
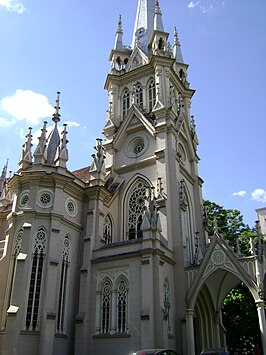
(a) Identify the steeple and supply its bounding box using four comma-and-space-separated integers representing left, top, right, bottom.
114, 15, 123, 51
0, 160, 8, 194
132, 0, 160, 54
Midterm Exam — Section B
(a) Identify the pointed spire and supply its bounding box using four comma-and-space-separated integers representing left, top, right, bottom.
19, 127, 33, 170
114, 15, 124, 51
154, 0, 164, 31
0, 159, 8, 194
34, 121, 47, 165
46, 92, 61, 166
173, 27, 184, 63
90, 138, 106, 186
132, 0, 156, 53
55, 124, 69, 168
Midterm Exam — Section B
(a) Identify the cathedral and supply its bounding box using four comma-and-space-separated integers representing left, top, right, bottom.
0, 1, 265, 354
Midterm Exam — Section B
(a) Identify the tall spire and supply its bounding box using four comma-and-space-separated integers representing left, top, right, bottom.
114, 15, 123, 51
0, 159, 8, 194
173, 27, 184, 63
132, 0, 157, 53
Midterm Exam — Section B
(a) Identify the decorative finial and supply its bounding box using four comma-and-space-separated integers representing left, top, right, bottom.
53, 91, 61, 124
155, 0, 162, 14
117, 14, 123, 33
174, 27, 181, 46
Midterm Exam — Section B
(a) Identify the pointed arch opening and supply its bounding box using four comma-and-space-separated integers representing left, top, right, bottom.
124, 177, 150, 240
103, 214, 113, 245
148, 79, 156, 112
122, 88, 130, 118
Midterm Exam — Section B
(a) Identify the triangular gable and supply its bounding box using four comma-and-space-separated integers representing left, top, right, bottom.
125, 46, 149, 72
186, 233, 259, 309
113, 105, 155, 151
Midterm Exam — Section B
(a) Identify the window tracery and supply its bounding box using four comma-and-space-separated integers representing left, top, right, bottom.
117, 279, 127, 333
128, 181, 147, 240
101, 280, 112, 334
135, 84, 143, 107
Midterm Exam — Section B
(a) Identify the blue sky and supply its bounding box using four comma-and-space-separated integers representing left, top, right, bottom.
0, 0, 265, 227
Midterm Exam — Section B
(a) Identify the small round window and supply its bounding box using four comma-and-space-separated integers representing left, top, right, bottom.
126, 135, 148, 158
38, 190, 53, 208
19, 191, 29, 208
65, 198, 78, 217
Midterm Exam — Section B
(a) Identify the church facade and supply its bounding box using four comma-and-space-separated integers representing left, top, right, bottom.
0, 1, 265, 354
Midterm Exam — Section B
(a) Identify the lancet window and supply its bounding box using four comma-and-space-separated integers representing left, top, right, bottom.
135, 84, 143, 107
127, 180, 147, 240
26, 226, 46, 331
122, 89, 130, 117
101, 280, 112, 333
148, 80, 156, 112
57, 235, 70, 334
163, 279, 171, 332
117, 279, 128, 333
103, 215, 113, 245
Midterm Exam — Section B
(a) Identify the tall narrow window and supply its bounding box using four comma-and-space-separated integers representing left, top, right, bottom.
26, 226, 46, 331
136, 84, 143, 107
103, 215, 113, 244
128, 181, 147, 240
148, 80, 156, 112
101, 281, 112, 333
57, 235, 70, 334
117, 279, 127, 333
164, 279, 171, 332
122, 89, 130, 117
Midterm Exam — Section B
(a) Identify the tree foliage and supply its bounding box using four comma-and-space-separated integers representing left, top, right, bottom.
204, 200, 256, 255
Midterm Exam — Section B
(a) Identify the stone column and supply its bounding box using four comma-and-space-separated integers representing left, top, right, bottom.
187, 308, 195, 355
256, 300, 266, 355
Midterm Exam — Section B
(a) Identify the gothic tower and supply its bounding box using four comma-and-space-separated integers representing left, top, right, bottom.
0, 1, 265, 355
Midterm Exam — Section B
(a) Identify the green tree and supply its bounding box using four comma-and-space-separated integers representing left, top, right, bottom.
203, 200, 261, 354
204, 200, 256, 255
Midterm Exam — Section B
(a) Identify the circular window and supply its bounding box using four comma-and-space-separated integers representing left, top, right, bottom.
65, 198, 78, 217
37, 190, 53, 208
126, 135, 148, 158
19, 191, 29, 208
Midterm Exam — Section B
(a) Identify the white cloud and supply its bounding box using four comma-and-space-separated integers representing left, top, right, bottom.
188, 1, 201, 9
188, 0, 225, 15
0, 0, 25, 14
0, 116, 16, 127
232, 190, 247, 198
1, 90, 54, 126
251, 189, 266, 203
64, 121, 80, 128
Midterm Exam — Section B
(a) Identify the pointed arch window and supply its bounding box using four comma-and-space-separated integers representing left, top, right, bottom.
101, 280, 112, 333
57, 235, 70, 334
180, 180, 195, 265
148, 80, 156, 112
117, 279, 128, 333
103, 215, 113, 245
26, 226, 46, 331
127, 180, 147, 240
135, 84, 143, 107
163, 279, 171, 333
122, 89, 130, 117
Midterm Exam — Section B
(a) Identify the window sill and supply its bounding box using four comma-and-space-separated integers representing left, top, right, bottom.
55, 333, 68, 338
93, 333, 130, 339
20, 330, 40, 336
